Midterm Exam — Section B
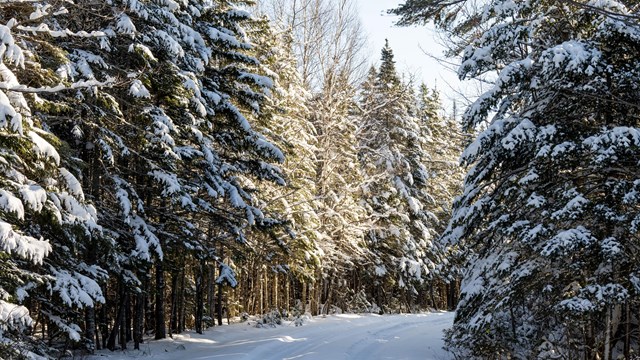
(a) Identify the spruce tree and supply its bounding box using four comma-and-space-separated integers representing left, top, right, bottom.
309, 72, 369, 313
245, 24, 323, 312
416, 85, 465, 239
395, 0, 640, 357
8, 0, 286, 350
415, 84, 466, 309
0, 1, 109, 356
358, 42, 443, 311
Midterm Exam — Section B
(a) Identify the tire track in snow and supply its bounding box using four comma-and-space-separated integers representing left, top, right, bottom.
88, 312, 454, 360
345, 314, 452, 360
241, 313, 453, 360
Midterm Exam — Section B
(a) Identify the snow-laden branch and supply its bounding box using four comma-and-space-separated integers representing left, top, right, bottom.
16, 24, 106, 38
0, 78, 115, 93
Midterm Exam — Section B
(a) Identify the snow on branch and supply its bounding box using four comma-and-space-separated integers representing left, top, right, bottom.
0, 300, 33, 332
216, 263, 238, 288
0, 22, 25, 66
49, 268, 105, 308
0, 221, 51, 265
0, 78, 115, 93
15, 24, 106, 38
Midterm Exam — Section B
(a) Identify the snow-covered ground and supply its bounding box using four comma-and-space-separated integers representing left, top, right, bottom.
91, 312, 454, 360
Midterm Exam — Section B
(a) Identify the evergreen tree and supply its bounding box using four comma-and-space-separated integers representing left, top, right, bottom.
358, 42, 442, 311
1, 0, 286, 352
244, 24, 324, 314
416, 85, 465, 238
0, 2, 108, 356
254, 0, 371, 314
415, 84, 466, 309
309, 74, 369, 313
396, 0, 640, 357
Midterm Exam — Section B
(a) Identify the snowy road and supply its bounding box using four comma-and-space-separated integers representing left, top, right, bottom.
93, 312, 453, 360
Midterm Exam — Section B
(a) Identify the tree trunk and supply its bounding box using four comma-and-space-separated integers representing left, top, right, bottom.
195, 258, 205, 334
178, 266, 186, 333
604, 307, 611, 360
265, 271, 270, 311
447, 279, 459, 310
285, 276, 290, 314
155, 260, 166, 339
100, 301, 108, 349
259, 269, 264, 315
125, 294, 132, 342
216, 244, 225, 326
274, 273, 279, 312
302, 282, 308, 314
85, 306, 96, 354
145, 273, 154, 335
429, 283, 437, 310
624, 301, 630, 359
133, 292, 144, 350
208, 264, 215, 326
170, 269, 179, 335
119, 298, 128, 350
315, 281, 321, 315
107, 291, 128, 351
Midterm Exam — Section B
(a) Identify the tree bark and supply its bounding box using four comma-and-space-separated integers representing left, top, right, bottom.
302, 282, 308, 314
624, 301, 630, 359
195, 258, 205, 334
216, 243, 225, 326
119, 297, 128, 350
107, 290, 128, 351
285, 276, 291, 314
133, 292, 144, 350
170, 269, 179, 335
604, 307, 611, 360
178, 266, 186, 333
429, 283, 437, 310
100, 301, 108, 349
208, 264, 215, 326
85, 306, 96, 354
125, 294, 132, 342
154, 260, 166, 339
145, 273, 154, 335
274, 273, 279, 312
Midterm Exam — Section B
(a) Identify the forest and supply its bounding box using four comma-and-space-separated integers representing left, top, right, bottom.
1, 0, 640, 359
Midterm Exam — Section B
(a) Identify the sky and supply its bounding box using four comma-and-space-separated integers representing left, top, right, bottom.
357, 0, 467, 113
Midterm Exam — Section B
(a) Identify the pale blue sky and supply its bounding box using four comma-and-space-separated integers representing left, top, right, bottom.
357, 0, 465, 113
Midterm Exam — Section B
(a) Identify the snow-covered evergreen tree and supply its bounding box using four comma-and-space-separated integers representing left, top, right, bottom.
358, 41, 443, 310
396, 0, 640, 357
69, 1, 284, 337
415, 84, 466, 308
310, 74, 369, 310
416, 85, 464, 235
247, 23, 323, 292
20, 0, 286, 347
0, 1, 108, 356
255, 0, 371, 313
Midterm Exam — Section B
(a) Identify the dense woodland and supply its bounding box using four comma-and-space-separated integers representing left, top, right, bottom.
0, 0, 464, 358
3, 0, 640, 359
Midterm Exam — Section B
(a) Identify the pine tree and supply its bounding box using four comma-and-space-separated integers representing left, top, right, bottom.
255, 0, 371, 314
309, 74, 369, 313
242, 23, 323, 315
396, 0, 640, 357
10, 0, 286, 350
0, 2, 109, 356
358, 42, 442, 311
415, 84, 466, 309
